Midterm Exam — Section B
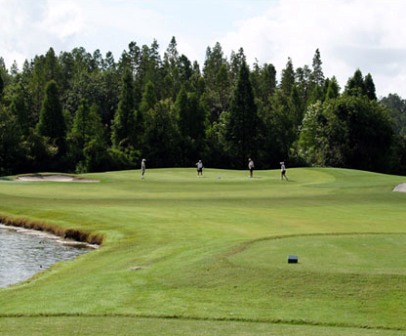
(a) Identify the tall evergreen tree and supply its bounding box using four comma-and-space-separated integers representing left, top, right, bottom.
143, 99, 180, 167
295, 49, 325, 106
69, 99, 107, 172
70, 99, 104, 150
9, 83, 30, 135
29, 55, 47, 121
230, 48, 246, 86
0, 73, 4, 99
140, 80, 158, 115
44, 47, 61, 82
37, 80, 66, 151
111, 66, 137, 149
251, 62, 277, 104
175, 86, 191, 164
203, 42, 231, 122
176, 86, 190, 137
135, 43, 161, 103
0, 105, 24, 174
280, 58, 295, 97
325, 76, 340, 100
364, 73, 377, 100
226, 59, 259, 167
310, 49, 325, 87
175, 86, 207, 164
267, 89, 297, 164
345, 69, 365, 97
295, 65, 312, 106
162, 36, 180, 100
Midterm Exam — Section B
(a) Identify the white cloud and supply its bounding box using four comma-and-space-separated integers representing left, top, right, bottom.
218, 0, 406, 96
0, 0, 44, 67
40, 1, 85, 40
1, 0, 406, 96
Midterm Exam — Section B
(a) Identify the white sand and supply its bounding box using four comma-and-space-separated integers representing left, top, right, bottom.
393, 183, 406, 192
16, 174, 98, 183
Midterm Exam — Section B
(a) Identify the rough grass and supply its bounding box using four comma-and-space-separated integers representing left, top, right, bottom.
0, 167, 405, 335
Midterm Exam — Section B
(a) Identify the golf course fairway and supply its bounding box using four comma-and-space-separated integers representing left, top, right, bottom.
0, 167, 405, 335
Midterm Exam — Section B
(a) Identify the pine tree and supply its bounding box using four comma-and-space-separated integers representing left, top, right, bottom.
0, 73, 4, 99
311, 49, 325, 87
111, 66, 137, 149
325, 76, 340, 100
10, 83, 30, 134
280, 58, 295, 97
162, 36, 180, 100
143, 99, 180, 167
69, 100, 107, 172
203, 42, 231, 122
37, 80, 66, 148
364, 73, 377, 100
226, 59, 259, 167
345, 69, 365, 97
0, 105, 24, 174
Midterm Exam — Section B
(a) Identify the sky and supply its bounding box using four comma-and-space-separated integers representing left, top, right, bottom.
1, 0, 406, 98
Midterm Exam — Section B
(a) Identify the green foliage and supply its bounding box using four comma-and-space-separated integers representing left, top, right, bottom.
251, 62, 277, 104
297, 101, 326, 165
344, 69, 377, 100
364, 73, 377, 100
0, 73, 4, 98
203, 42, 231, 122
176, 87, 208, 165
9, 83, 30, 134
325, 76, 341, 100
0, 105, 23, 174
280, 57, 295, 97
0, 40, 404, 175
111, 66, 137, 150
68, 100, 108, 172
37, 81, 64, 138
36, 80, 66, 157
298, 96, 394, 172
226, 59, 259, 167
380, 93, 406, 137
143, 98, 180, 167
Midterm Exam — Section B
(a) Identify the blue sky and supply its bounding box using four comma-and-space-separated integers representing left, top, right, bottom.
1, 0, 406, 97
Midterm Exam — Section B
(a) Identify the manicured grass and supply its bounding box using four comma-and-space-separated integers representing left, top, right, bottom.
1, 316, 405, 336
0, 168, 405, 335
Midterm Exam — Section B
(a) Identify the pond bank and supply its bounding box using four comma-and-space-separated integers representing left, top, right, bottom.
0, 214, 103, 246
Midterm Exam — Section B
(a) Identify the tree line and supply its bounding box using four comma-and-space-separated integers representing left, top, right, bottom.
0, 37, 405, 176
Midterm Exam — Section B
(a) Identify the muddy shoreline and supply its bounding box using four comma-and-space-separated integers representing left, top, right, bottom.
0, 215, 103, 247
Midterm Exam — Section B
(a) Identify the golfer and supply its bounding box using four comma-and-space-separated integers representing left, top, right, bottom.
248, 158, 255, 178
141, 159, 146, 178
280, 161, 288, 181
196, 160, 204, 176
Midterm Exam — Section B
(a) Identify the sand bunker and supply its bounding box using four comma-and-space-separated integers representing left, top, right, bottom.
16, 174, 98, 183
393, 183, 406, 193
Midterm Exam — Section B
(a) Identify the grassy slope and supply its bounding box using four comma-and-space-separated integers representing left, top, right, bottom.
0, 168, 405, 335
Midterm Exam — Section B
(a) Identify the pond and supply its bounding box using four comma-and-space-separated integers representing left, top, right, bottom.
0, 224, 93, 288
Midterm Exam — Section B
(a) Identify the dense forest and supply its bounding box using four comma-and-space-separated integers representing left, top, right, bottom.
1, 37, 405, 175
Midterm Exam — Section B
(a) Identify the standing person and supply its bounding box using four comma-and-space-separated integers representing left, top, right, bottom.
141, 158, 146, 179
196, 160, 204, 176
248, 158, 255, 178
280, 161, 288, 181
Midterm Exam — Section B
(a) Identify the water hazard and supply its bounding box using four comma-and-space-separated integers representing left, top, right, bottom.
0, 224, 93, 288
